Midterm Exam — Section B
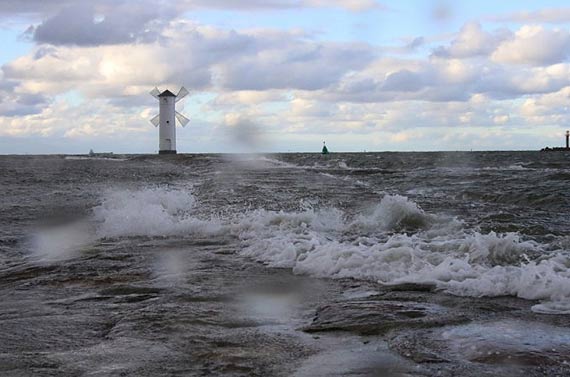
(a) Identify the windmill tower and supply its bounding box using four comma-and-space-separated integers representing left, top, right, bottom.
149, 87, 190, 154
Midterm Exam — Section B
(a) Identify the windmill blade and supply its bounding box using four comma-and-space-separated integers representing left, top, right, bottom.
150, 87, 161, 99
175, 87, 189, 102
150, 114, 160, 127
175, 111, 190, 127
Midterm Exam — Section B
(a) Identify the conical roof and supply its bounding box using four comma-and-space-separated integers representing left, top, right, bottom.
158, 89, 176, 97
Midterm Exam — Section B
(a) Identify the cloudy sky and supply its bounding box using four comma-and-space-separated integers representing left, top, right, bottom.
1, 0, 570, 153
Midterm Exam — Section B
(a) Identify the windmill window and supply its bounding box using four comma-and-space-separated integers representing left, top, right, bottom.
166, 121, 170, 124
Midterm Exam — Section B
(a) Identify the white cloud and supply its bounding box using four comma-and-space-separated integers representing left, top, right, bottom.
0, 98, 150, 141
493, 114, 509, 125
520, 86, 570, 126
389, 131, 412, 143
491, 25, 570, 66
4, 21, 375, 99
2, 11, 570, 152
431, 22, 570, 69
290, 98, 333, 117
432, 22, 507, 59
303, 0, 380, 12
322, 56, 483, 103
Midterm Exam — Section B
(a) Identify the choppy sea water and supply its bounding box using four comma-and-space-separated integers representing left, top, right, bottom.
1, 152, 569, 376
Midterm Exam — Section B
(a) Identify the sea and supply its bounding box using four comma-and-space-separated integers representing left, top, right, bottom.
1, 151, 569, 376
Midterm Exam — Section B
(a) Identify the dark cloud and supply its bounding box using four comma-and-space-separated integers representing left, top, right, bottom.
0, 79, 17, 91
1, 107, 42, 117
0, 90, 51, 117
0, 0, 382, 18
405, 37, 425, 50
25, 1, 305, 47
324, 55, 570, 104
184, 0, 299, 11
9, 12, 570, 109
382, 70, 425, 92
0, 0, 77, 16
32, 2, 173, 46
2, 0, 383, 47
0, 0, 308, 15
0, 73, 51, 117
220, 42, 375, 90
17, 93, 49, 106
33, 46, 59, 60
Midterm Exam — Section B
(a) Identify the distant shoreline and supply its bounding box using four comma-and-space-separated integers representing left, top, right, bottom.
540, 147, 570, 152
0, 150, 558, 157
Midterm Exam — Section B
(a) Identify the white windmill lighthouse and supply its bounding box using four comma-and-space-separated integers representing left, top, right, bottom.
149, 87, 190, 154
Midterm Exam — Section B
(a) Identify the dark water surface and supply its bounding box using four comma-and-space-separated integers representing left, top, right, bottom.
1, 152, 569, 376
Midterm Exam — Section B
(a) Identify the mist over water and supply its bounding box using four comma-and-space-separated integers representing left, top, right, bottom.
1, 151, 569, 375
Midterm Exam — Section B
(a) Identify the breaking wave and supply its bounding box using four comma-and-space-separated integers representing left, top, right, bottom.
92, 187, 223, 238
229, 194, 570, 315
42, 187, 570, 314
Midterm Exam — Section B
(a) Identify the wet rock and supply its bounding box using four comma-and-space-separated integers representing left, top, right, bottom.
99, 286, 163, 296
438, 320, 570, 367
304, 300, 468, 335
292, 336, 418, 377
389, 320, 570, 376
384, 282, 437, 292
388, 330, 450, 364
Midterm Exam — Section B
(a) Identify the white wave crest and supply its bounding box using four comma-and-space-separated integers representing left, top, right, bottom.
33, 186, 570, 314
231, 194, 570, 314
93, 187, 222, 238
351, 194, 433, 232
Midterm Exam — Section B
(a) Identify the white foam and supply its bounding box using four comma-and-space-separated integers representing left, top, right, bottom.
30, 187, 223, 261
93, 187, 222, 238
351, 194, 433, 232
258, 156, 301, 169
230, 194, 570, 314
30, 185, 570, 314
481, 164, 528, 171
532, 300, 570, 315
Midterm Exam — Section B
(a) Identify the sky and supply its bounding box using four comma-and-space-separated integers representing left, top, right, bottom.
1, 0, 570, 153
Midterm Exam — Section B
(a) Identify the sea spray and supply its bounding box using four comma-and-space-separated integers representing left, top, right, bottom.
35, 185, 570, 314
230, 194, 570, 314
351, 194, 433, 232
92, 187, 223, 238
